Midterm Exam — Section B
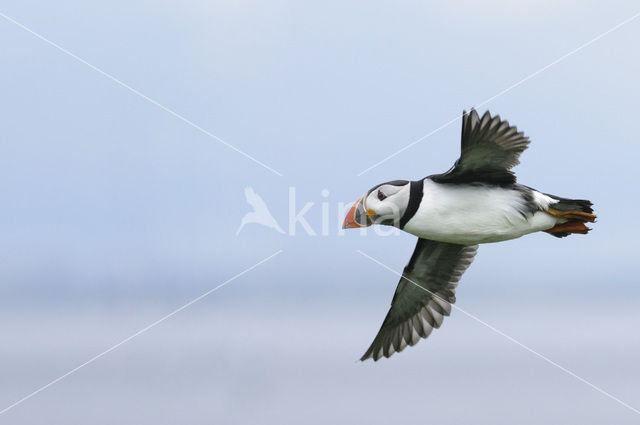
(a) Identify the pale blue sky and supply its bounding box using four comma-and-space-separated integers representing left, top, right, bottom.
1, 1, 639, 423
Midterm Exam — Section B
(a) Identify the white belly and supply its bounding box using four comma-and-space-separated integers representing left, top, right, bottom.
402, 180, 558, 244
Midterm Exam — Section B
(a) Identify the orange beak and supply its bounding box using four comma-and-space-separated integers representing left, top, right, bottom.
342, 195, 373, 229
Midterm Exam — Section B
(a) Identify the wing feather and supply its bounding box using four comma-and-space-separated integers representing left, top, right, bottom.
361, 239, 478, 361
431, 109, 530, 184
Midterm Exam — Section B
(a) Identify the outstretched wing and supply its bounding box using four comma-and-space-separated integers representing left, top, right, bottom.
431, 109, 530, 184
245, 187, 269, 211
361, 239, 478, 361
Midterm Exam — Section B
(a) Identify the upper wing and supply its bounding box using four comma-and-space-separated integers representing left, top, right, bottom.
245, 187, 269, 211
361, 239, 478, 361
431, 109, 530, 184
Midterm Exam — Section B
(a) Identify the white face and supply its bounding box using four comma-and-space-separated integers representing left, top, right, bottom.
363, 182, 410, 227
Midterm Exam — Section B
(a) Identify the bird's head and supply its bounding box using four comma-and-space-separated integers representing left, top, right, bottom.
342, 180, 410, 229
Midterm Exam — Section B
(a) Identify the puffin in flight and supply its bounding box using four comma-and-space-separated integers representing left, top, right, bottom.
343, 110, 596, 361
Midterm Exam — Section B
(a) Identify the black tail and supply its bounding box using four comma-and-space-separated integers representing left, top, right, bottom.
544, 195, 596, 238
545, 195, 594, 214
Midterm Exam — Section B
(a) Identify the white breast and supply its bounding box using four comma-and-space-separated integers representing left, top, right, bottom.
402, 179, 558, 244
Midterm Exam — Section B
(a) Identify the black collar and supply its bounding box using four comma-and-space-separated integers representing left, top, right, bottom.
400, 180, 423, 229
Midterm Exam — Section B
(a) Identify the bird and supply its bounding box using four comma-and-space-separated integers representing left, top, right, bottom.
236, 187, 285, 235
343, 109, 596, 361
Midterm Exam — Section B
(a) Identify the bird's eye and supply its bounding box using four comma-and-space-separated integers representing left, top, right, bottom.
377, 190, 387, 201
